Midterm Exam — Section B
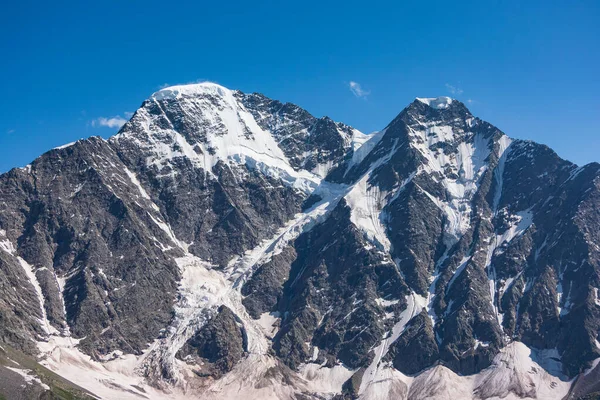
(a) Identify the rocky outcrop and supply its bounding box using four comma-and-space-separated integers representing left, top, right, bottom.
176, 306, 247, 378
387, 311, 439, 375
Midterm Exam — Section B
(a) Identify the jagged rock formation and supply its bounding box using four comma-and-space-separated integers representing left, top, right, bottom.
176, 305, 247, 378
0, 83, 599, 399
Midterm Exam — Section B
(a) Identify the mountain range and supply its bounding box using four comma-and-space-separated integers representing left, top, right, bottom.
0, 82, 599, 400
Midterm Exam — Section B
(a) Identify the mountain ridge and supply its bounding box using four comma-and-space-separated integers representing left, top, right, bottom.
0, 83, 599, 400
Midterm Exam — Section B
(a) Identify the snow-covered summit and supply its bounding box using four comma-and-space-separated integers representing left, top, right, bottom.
119, 81, 306, 182
115, 82, 373, 182
151, 81, 231, 101
416, 96, 454, 109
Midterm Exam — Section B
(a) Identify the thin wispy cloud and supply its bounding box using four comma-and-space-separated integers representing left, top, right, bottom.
445, 83, 464, 95
6, 129, 15, 134
91, 115, 130, 129
348, 81, 370, 98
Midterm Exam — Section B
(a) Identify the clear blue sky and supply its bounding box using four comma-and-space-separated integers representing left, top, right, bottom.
1, 0, 599, 172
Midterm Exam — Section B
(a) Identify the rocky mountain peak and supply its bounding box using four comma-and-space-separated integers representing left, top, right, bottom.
113, 83, 365, 181
396, 96, 474, 133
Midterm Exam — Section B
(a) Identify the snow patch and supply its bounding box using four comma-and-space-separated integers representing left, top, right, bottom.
344, 137, 404, 251
416, 96, 454, 109
299, 362, 356, 395
151, 82, 229, 101
359, 341, 571, 400
5, 367, 50, 390
257, 312, 280, 339
54, 141, 77, 150
359, 292, 427, 396
486, 208, 533, 326
0, 235, 57, 336
346, 129, 387, 173
409, 125, 492, 247
345, 173, 391, 251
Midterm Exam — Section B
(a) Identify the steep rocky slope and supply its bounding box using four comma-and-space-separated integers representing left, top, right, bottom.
0, 83, 598, 399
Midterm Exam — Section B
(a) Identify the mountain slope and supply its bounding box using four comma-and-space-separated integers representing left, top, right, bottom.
0, 83, 598, 399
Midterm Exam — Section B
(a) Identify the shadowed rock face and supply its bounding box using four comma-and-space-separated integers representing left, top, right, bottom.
0, 85, 599, 399
235, 92, 356, 174
273, 201, 408, 370
241, 246, 297, 319
387, 311, 439, 375
176, 305, 247, 378
0, 138, 183, 357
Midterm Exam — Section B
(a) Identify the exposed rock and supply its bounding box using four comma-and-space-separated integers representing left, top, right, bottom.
176, 306, 247, 378
388, 311, 439, 375
0, 85, 598, 399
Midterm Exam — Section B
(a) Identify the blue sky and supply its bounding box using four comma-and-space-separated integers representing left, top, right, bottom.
1, 0, 598, 172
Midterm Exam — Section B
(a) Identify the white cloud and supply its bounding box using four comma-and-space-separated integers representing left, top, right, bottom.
348, 81, 370, 98
92, 115, 129, 129
445, 83, 464, 95
6, 129, 15, 134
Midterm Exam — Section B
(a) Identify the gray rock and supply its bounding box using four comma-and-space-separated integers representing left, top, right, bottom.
176, 305, 247, 378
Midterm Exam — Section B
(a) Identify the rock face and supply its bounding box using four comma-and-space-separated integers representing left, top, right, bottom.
176, 305, 247, 378
0, 85, 599, 399
387, 311, 439, 375
273, 201, 407, 370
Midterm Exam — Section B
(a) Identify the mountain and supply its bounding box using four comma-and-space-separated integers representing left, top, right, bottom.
0, 82, 599, 400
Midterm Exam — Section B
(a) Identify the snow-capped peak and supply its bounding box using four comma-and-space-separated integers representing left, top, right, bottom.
151, 81, 231, 101
115, 81, 329, 194
416, 96, 454, 109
